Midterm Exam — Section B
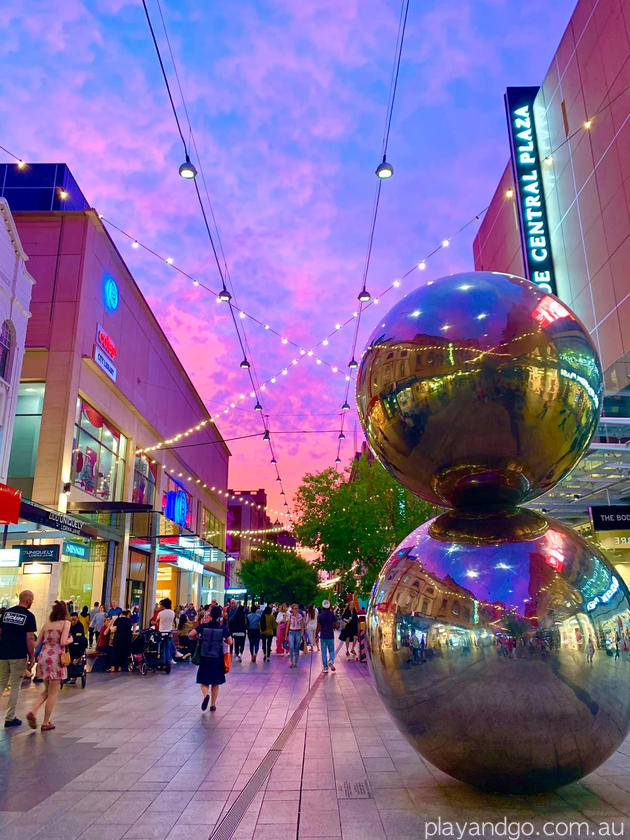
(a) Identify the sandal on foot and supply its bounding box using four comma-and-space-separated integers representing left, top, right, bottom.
26, 712, 36, 729
41, 723, 55, 731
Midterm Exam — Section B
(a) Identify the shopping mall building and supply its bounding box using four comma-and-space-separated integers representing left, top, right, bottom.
0, 163, 229, 627
473, 0, 630, 565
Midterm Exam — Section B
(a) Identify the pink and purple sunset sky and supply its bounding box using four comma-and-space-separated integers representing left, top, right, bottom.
2, 0, 576, 516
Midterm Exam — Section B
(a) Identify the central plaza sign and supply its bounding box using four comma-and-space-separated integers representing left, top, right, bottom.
505, 86, 557, 296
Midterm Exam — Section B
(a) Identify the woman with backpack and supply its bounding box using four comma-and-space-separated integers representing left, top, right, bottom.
189, 605, 232, 712
259, 606, 277, 662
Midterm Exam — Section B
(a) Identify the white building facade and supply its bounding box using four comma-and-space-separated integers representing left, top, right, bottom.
0, 198, 33, 483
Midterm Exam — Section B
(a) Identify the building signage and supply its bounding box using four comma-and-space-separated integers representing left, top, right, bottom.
0, 549, 20, 568
590, 506, 630, 531
165, 490, 188, 528
93, 345, 117, 382
505, 86, 557, 296
22, 562, 53, 575
177, 556, 204, 575
96, 324, 117, 360
102, 273, 119, 313
19, 544, 60, 563
62, 540, 90, 559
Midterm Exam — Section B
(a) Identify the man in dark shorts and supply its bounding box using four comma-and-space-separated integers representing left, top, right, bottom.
0, 590, 36, 727
316, 600, 338, 675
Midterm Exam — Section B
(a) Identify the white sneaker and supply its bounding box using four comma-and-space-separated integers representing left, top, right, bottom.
322, 668, 328, 674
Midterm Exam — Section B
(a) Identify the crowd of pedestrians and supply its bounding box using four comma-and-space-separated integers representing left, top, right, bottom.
1, 589, 362, 725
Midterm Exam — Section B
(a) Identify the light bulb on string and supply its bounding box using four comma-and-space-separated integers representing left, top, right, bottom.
254, 401, 263, 411
342, 401, 350, 411
240, 358, 250, 369
375, 155, 394, 179
218, 286, 231, 302
358, 287, 371, 303
348, 358, 358, 369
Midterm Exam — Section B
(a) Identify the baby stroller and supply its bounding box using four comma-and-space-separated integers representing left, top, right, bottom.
63, 636, 88, 689
128, 632, 148, 675
143, 629, 172, 674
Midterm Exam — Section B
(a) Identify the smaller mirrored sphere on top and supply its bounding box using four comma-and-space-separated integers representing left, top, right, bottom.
356, 271, 602, 508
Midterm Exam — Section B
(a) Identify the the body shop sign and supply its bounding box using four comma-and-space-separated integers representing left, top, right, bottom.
505, 86, 557, 296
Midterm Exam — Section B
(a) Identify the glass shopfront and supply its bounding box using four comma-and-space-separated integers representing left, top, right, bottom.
8, 382, 46, 498
58, 540, 107, 613
156, 562, 177, 604
126, 549, 148, 623
71, 398, 127, 501
133, 455, 157, 506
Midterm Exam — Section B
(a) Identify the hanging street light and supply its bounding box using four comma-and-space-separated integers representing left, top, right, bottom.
179, 155, 197, 179
376, 155, 393, 179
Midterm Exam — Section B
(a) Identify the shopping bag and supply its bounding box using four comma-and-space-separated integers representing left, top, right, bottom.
224, 652, 231, 673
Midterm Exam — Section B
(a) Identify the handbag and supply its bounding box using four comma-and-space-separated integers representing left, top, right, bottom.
224, 652, 231, 673
60, 650, 71, 666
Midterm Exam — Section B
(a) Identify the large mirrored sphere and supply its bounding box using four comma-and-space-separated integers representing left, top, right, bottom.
356, 272, 602, 507
366, 509, 630, 792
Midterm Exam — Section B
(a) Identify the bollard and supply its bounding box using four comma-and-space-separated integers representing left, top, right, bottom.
358, 616, 367, 663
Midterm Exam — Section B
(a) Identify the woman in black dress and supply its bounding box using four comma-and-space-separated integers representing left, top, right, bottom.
110, 609, 133, 672
189, 605, 232, 711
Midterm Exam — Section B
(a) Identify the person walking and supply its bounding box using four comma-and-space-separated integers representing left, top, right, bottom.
156, 598, 176, 663
340, 603, 358, 657
305, 605, 319, 652
246, 604, 262, 663
586, 636, 595, 664
189, 605, 232, 711
88, 602, 101, 647
107, 600, 122, 619
275, 603, 288, 655
229, 604, 247, 661
287, 603, 306, 669
317, 600, 338, 674
110, 609, 133, 672
259, 605, 277, 662
0, 590, 36, 728
27, 601, 71, 731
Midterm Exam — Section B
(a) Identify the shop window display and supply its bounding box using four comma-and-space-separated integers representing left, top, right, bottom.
133, 455, 157, 505
71, 399, 126, 501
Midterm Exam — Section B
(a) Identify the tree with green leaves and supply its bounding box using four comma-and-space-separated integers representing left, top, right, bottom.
239, 544, 319, 605
292, 452, 436, 597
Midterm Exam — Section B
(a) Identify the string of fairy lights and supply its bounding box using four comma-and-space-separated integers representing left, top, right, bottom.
336, 0, 410, 467
140, 0, 294, 516
2, 27, 626, 515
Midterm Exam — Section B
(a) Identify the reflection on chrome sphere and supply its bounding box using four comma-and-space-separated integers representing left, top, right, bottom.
366, 510, 630, 792
356, 272, 602, 508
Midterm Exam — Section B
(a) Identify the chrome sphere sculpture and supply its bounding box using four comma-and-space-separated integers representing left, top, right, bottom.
356, 272, 601, 508
357, 271, 630, 792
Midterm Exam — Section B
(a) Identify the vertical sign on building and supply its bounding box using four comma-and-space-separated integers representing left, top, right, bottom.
505, 86, 557, 296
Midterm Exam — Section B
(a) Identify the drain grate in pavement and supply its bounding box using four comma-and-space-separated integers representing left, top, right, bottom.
209, 752, 280, 840
209, 668, 326, 840
336, 778, 373, 799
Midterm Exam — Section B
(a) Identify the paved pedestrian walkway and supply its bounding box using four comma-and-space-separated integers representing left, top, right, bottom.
2, 648, 630, 840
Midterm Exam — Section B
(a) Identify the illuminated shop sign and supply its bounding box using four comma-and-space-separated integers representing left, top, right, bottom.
93, 345, 117, 382
586, 576, 619, 612
96, 324, 117, 360
505, 86, 557, 295
62, 540, 90, 559
102, 273, 119, 313
19, 545, 60, 563
532, 296, 572, 327
165, 490, 188, 528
